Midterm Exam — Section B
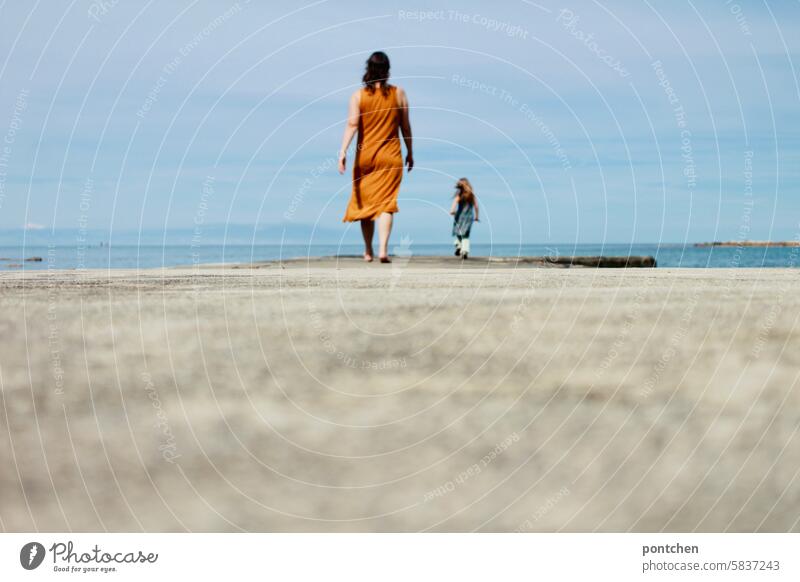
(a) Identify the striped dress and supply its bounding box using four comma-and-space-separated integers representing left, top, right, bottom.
452, 200, 475, 237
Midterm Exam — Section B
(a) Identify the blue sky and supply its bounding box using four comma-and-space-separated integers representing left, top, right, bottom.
0, 0, 798, 244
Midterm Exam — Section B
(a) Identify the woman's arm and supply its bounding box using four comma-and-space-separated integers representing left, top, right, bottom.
473, 199, 479, 221
397, 87, 413, 172
338, 91, 360, 174
449, 196, 459, 215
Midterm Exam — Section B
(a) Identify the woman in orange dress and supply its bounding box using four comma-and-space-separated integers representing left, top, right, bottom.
339, 51, 413, 263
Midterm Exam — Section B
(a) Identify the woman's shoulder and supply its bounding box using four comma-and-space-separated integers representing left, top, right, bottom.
394, 85, 408, 106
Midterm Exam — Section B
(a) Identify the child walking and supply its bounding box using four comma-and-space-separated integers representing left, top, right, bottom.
450, 178, 478, 259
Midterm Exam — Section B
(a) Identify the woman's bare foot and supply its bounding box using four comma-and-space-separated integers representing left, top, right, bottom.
379, 256, 391, 263
360, 219, 375, 263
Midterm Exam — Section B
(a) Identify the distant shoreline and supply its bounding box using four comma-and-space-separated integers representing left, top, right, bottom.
2, 243, 799, 270
694, 241, 800, 247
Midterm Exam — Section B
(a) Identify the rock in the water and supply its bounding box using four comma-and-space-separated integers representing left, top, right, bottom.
545, 255, 656, 268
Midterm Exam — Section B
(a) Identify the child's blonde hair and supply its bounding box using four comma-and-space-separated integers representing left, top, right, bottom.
455, 177, 475, 206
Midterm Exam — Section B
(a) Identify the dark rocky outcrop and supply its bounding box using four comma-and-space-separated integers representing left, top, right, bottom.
544, 255, 656, 268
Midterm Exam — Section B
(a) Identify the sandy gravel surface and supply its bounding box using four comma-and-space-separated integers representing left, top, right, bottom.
1, 259, 799, 531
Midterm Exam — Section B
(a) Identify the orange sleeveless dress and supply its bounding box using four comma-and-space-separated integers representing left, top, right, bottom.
343, 85, 403, 221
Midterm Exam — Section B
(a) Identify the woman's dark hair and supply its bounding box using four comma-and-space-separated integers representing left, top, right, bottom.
362, 51, 391, 96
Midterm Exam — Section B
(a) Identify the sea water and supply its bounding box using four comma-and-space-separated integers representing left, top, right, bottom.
0, 243, 798, 270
